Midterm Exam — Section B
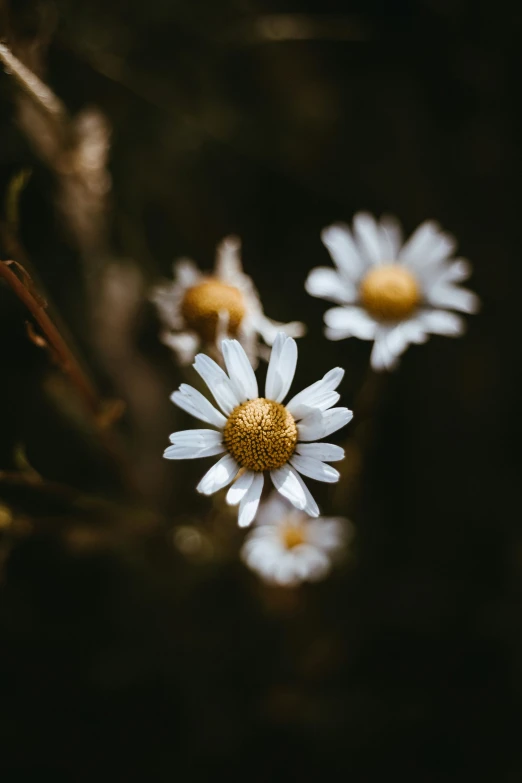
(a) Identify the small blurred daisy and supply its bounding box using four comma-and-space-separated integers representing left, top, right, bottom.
241, 493, 351, 586
164, 333, 352, 527
151, 235, 304, 366
306, 213, 480, 371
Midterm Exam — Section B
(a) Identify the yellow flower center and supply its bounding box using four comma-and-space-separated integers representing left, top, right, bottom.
282, 526, 306, 549
181, 278, 246, 341
360, 264, 420, 321
223, 398, 298, 472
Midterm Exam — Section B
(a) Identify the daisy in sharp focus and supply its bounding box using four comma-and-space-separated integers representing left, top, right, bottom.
151, 235, 304, 366
241, 492, 351, 587
164, 333, 353, 527
305, 212, 480, 371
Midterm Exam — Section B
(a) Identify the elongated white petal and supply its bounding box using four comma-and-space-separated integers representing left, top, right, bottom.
368, 320, 427, 373
291, 470, 320, 518
161, 331, 200, 364
353, 212, 384, 265
398, 221, 440, 264
255, 492, 293, 526
214, 235, 243, 283
221, 339, 258, 401
166, 429, 224, 457
297, 407, 353, 442
270, 465, 319, 517
296, 442, 345, 462
321, 223, 367, 279
305, 267, 356, 304
265, 333, 298, 403
173, 258, 201, 287
238, 473, 264, 527
226, 470, 255, 506
418, 309, 465, 336
169, 429, 222, 446
286, 367, 344, 418
289, 392, 339, 420
254, 315, 305, 345
164, 442, 225, 460
196, 454, 238, 495
370, 331, 401, 372
193, 354, 240, 415
428, 285, 480, 314
171, 384, 227, 428
290, 454, 340, 483
437, 258, 472, 284
379, 215, 403, 260
306, 518, 347, 551
400, 221, 456, 270
324, 306, 377, 341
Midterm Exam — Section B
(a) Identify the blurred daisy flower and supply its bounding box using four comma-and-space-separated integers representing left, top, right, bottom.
241, 493, 351, 586
164, 333, 352, 527
151, 235, 304, 366
306, 213, 480, 371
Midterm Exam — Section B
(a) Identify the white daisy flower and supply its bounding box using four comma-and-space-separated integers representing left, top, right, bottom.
306, 212, 480, 371
241, 492, 350, 586
164, 333, 353, 528
151, 235, 304, 366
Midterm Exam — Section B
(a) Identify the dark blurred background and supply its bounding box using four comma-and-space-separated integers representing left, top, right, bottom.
1, 0, 521, 780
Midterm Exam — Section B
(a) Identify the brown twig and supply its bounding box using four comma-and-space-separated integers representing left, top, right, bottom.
0, 259, 100, 415
0, 41, 68, 126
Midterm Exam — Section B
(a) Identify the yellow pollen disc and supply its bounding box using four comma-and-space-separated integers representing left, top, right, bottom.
360, 264, 420, 321
223, 398, 298, 472
181, 278, 246, 341
282, 526, 306, 549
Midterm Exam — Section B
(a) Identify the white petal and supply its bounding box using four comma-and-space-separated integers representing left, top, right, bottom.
290, 454, 340, 483
399, 221, 455, 270
165, 430, 224, 458
173, 258, 201, 287
193, 354, 240, 415
196, 454, 238, 495
254, 315, 306, 345
238, 472, 264, 528
265, 333, 298, 403
214, 235, 243, 283
353, 212, 384, 265
398, 221, 439, 263
296, 547, 330, 581
439, 258, 472, 283
170, 384, 227, 429
306, 518, 347, 551
161, 331, 200, 364
321, 223, 367, 279
305, 267, 356, 304
297, 407, 353, 441
169, 429, 222, 445
255, 492, 293, 526
270, 465, 319, 517
226, 470, 255, 506
324, 307, 377, 341
164, 442, 225, 460
370, 328, 402, 372
296, 442, 345, 462
418, 309, 465, 336
369, 320, 428, 373
379, 215, 403, 260
274, 556, 305, 586
286, 367, 344, 419
221, 339, 258, 402
427, 285, 480, 314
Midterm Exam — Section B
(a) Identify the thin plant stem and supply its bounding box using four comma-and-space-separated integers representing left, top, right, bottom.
0, 259, 100, 415
0, 42, 69, 127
